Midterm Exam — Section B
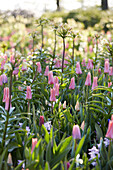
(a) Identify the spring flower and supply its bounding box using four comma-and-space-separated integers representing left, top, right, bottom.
67, 162, 70, 169
31, 138, 38, 154
4, 63, 12, 72
109, 67, 113, 76
36, 62, 41, 73
88, 146, 100, 166
98, 68, 101, 75
81, 58, 86, 67
69, 77, 75, 89
44, 66, 49, 76
5, 97, 9, 111
39, 116, 44, 126
105, 118, 113, 139
108, 82, 112, 87
75, 101, 80, 111
104, 60, 109, 73
7, 153, 13, 165
59, 102, 62, 109
50, 88, 56, 102
44, 121, 52, 133
92, 77, 98, 90
54, 83, 59, 96
76, 154, 83, 167
76, 62, 82, 74
26, 86, 32, 100
3, 87, 9, 102
2, 74, 8, 84
54, 77, 59, 87
48, 71, 54, 84
72, 125, 81, 139
86, 59, 93, 70
85, 72, 91, 86
63, 101, 66, 109
18, 160, 25, 169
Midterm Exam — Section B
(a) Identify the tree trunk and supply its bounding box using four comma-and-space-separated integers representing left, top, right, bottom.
56, 0, 60, 11
101, 0, 108, 10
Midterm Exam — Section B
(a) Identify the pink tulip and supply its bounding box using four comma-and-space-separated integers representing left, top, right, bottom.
89, 45, 93, 53
72, 125, 81, 139
48, 71, 54, 85
53, 76, 59, 87
39, 116, 44, 126
81, 58, 86, 67
26, 86, 32, 100
36, 62, 41, 73
1, 60, 6, 70
50, 88, 56, 102
76, 62, 82, 74
86, 59, 93, 70
104, 61, 109, 73
67, 162, 70, 170
54, 83, 59, 96
75, 101, 80, 111
92, 77, 98, 90
105, 120, 113, 139
98, 68, 101, 75
44, 66, 49, 76
3, 87, 9, 102
5, 97, 9, 111
31, 138, 38, 154
85, 72, 91, 86
69, 77, 75, 89
108, 82, 112, 87
109, 67, 113, 76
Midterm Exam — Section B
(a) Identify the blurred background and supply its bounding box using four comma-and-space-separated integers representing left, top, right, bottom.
0, 0, 112, 17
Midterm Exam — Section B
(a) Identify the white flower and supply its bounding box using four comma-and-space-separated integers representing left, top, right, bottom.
4, 63, 12, 71
75, 154, 83, 167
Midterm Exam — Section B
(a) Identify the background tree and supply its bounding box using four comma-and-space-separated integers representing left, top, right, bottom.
101, 0, 108, 10
56, 0, 60, 11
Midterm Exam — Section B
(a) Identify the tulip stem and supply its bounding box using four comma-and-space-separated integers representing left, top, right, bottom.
72, 38, 74, 65
61, 38, 65, 85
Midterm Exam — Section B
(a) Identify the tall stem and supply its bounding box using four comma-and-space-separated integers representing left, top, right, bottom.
72, 38, 74, 64
51, 30, 57, 69
41, 25, 44, 50
61, 38, 65, 85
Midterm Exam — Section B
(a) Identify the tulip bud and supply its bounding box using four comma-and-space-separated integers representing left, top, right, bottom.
69, 77, 75, 89
26, 86, 32, 100
76, 62, 82, 74
44, 66, 49, 76
75, 101, 80, 111
72, 125, 81, 139
39, 116, 44, 126
85, 72, 91, 86
50, 88, 56, 102
36, 62, 41, 73
104, 61, 109, 73
92, 77, 98, 90
31, 138, 38, 154
48, 71, 54, 84
63, 101, 66, 109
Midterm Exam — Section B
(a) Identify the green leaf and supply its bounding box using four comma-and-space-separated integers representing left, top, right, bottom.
42, 125, 49, 144
15, 160, 25, 170
45, 162, 50, 170
95, 123, 103, 140
75, 135, 85, 157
